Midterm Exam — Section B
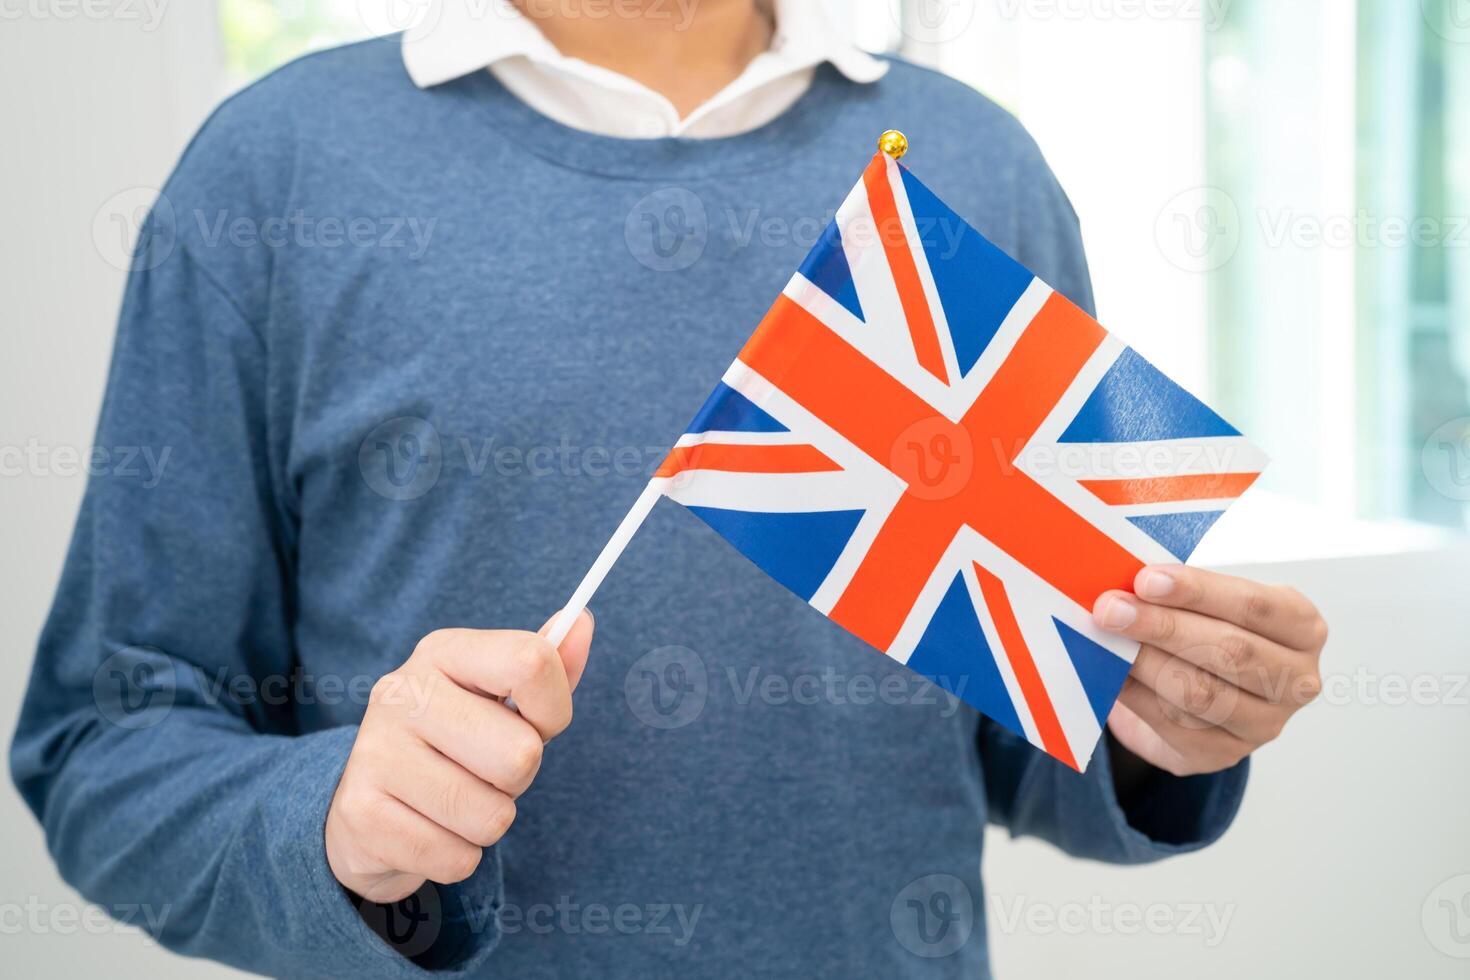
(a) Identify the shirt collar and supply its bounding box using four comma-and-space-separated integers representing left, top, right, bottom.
403, 0, 888, 89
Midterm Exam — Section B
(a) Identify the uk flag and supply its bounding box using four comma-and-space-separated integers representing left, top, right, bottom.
655, 152, 1267, 770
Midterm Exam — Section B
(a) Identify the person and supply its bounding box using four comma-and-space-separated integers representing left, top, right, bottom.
11, 1, 1328, 976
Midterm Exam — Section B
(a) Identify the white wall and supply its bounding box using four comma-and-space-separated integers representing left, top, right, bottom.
2, 4, 1467, 978
986, 544, 1470, 978
0, 6, 242, 978
898, 0, 1213, 391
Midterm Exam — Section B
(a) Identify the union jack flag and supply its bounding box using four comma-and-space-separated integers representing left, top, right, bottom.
655, 152, 1267, 770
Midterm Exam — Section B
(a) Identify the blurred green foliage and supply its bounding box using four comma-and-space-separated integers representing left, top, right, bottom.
220, 0, 367, 83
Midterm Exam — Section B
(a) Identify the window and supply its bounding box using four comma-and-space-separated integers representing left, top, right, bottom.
1204, 0, 1470, 530
902, 0, 1468, 535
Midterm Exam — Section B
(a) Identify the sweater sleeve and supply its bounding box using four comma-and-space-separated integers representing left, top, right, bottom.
980, 720, 1248, 862
982, 141, 1249, 861
8, 218, 503, 976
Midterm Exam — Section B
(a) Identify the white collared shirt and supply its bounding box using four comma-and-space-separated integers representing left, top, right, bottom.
402, 0, 887, 139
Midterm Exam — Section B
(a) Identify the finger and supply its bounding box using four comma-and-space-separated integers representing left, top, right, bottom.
1107, 701, 1190, 776
1116, 677, 1252, 777
382, 737, 518, 847
1129, 645, 1283, 743
357, 794, 484, 886
538, 608, 594, 692
409, 683, 545, 796
1094, 590, 1294, 698
422, 628, 574, 740
1132, 565, 1325, 650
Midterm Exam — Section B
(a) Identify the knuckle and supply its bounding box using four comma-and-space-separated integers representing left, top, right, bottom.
1217, 630, 1255, 674
1308, 615, 1330, 650
335, 798, 372, 846
1297, 669, 1323, 704
541, 706, 572, 742
406, 829, 439, 869
357, 793, 398, 832
1241, 592, 1275, 630
369, 672, 406, 710
1161, 757, 1194, 778
413, 628, 456, 660
506, 729, 544, 787
1178, 572, 1207, 607
1158, 698, 1190, 728
434, 775, 470, 822
440, 846, 483, 884
478, 797, 517, 845
342, 849, 382, 881
1148, 611, 1179, 645
1182, 671, 1223, 716
508, 634, 557, 686
361, 838, 398, 875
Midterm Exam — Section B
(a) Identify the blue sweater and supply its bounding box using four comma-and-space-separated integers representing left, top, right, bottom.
11, 37, 1246, 979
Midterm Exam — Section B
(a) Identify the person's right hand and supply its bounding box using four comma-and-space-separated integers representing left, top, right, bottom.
325, 610, 594, 903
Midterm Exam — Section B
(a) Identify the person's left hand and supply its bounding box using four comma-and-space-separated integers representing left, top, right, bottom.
1093, 565, 1327, 777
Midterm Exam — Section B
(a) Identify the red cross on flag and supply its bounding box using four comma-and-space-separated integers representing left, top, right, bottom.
559, 146, 1267, 772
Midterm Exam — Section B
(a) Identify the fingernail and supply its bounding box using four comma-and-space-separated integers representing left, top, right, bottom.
1137, 569, 1175, 599
1098, 596, 1138, 630
584, 607, 596, 627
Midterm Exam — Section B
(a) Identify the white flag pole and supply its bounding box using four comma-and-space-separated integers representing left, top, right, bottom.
546, 480, 664, 648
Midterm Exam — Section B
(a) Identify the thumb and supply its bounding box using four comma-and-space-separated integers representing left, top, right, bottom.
538, 609, 595, 692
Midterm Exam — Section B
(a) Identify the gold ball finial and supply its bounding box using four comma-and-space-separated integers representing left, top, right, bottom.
877, 130, 909, 159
